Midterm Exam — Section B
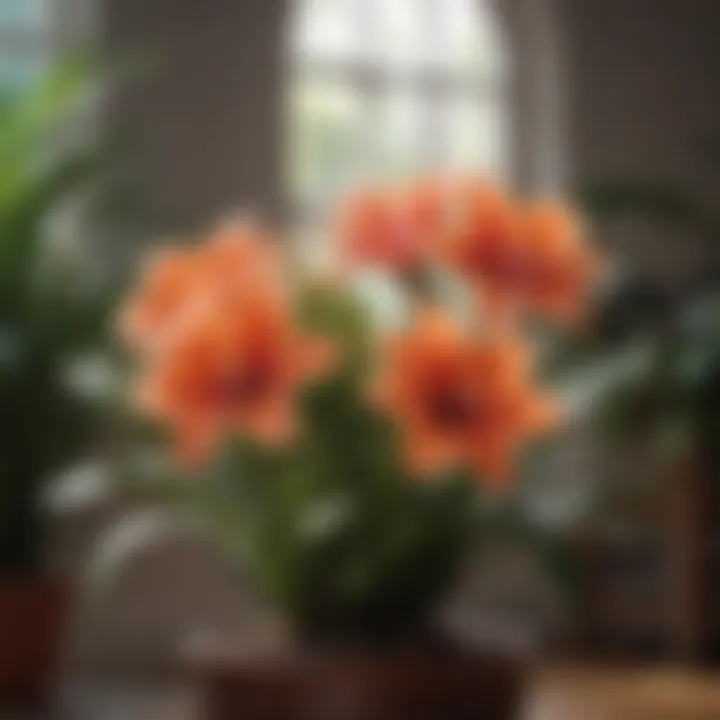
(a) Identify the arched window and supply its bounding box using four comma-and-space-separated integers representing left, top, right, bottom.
287, 0, 508, 219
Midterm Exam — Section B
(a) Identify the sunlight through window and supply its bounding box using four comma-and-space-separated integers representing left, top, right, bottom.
288, 0, 508, 219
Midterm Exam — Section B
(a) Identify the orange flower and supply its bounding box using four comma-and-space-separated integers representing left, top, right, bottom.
198, 218, 282, 298
370, 308, 555, 488
516, 201, 600, 321
335, 180, 447, 271
439, 182, 600, 322
137, 288, 335, 465
438, 181, 526, 314
118, 219, 282, 350
118, 246, 202, 350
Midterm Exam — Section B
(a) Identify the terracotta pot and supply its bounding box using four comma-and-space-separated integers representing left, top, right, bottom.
190, 643, 527, 720
0, 574, 69, 709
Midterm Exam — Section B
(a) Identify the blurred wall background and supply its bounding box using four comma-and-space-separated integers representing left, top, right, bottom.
104, 0, 286, 231
558, 0, 720, 287
560, 0, 720, 191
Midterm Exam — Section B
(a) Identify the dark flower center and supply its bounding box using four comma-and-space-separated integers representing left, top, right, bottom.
464, 234, 524, 282
214, 362, 275, 405
429, 385, 481, 429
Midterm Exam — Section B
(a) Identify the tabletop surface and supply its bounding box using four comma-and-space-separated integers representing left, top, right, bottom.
9, 664, 720, 719
528, 666, 720, 720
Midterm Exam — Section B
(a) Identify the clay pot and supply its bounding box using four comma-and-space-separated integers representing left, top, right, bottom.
190, 642, 527, 720
0, 574, 69, 709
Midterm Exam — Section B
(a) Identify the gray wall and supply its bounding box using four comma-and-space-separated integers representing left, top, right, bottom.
103, 0, 287, 234
553, 0, 720, 284
557, 0, 720, 189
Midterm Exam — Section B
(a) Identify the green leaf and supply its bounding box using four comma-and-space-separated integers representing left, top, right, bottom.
0, 55, 131, 573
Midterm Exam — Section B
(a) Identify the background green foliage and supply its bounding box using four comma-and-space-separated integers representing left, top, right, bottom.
577, 153, 720, 470
0, 57, 122, 574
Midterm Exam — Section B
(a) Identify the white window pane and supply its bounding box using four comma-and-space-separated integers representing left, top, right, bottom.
0, 0, 45, 31
370, 89, 427, 179
472, 0, 508, 78
295, 0, 366, 63
289, 79, 366, 205
418, 0, 505, 78
440, 0, 481, 74
376, 0, 427, 70
444, 96, 507, 177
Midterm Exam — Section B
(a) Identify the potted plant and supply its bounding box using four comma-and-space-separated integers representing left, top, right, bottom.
118, 179, 600, 718
0, 58, 118, 706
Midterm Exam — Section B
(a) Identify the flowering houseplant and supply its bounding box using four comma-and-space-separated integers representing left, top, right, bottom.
119, 178, 599, 642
